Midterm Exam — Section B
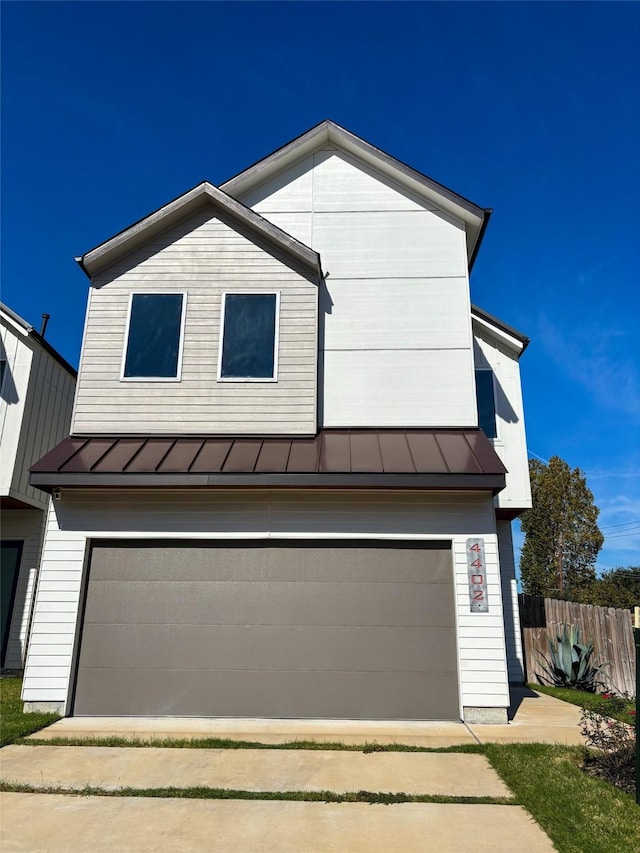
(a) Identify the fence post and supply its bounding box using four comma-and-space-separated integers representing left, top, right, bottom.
634, 607, 639, 806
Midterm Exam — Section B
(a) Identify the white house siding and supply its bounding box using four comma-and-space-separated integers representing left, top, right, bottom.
497, 520, 525, 683
2, 508, 45, 669
1, 321, 33, 499
23, 489, 510, 719
473, 328, 531, 511
237, 149, 477, 429
1, 319, 76, 509
71, 209, 318, 435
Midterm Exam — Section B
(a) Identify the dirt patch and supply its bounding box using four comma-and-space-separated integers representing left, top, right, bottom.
582, 751, 636, 798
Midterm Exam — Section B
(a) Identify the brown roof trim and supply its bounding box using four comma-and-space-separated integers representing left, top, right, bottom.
30, 429, 507, 495
31, 472, 506, 492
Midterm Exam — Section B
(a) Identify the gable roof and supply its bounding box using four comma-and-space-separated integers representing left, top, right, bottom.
221, 119, 492, 268
0, 302, 77, 377
76, 182, 322, 280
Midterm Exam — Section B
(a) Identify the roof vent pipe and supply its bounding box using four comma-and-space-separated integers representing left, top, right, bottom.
40, 314, 50, 337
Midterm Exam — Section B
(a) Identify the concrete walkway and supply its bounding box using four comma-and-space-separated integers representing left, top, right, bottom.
1, 745, 511, 797
1, 795, 555, 853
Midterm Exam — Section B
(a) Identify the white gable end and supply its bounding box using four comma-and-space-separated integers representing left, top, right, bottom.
235, 149, 476, 428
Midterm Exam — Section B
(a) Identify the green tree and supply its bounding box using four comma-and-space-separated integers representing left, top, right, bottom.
582, 566, 640, 609
520, 456, 604, 598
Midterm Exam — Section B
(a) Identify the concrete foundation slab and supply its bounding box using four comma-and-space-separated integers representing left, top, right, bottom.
1, 793, 555, 853
0, 745, 510, 797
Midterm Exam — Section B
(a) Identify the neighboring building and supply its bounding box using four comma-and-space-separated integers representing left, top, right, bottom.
25, 121, 531, 722
0, 303, 76, 669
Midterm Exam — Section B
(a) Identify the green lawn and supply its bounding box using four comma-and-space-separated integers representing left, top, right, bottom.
0, 676, 59, 746
485, 743, 639, 853
531, 683, 636, 725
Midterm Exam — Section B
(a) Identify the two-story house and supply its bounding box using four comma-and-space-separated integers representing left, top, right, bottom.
25, 121, 531, 723
1, 303, 76, 670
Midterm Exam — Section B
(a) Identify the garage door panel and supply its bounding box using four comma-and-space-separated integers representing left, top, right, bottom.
74, 541, 459, 720
73, 667, 460, 720
88, 543, 452, 584
77, 624, 459, 672
83, 580, 456, 628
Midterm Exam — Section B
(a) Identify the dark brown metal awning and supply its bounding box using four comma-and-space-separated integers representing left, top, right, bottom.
30, 429, 507, 492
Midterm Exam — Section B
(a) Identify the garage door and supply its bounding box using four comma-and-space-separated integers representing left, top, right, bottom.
72, 540, 459, 719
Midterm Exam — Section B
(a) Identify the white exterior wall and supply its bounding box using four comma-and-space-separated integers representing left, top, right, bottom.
473, 326, 531, 511
23, 490, 510, 718
1, 317, 76, 509
238, 149, 477, 428
1, 508, 46, 668
72, 209, 318, 435
1, 321, 34, 501
497, 520, 525, 682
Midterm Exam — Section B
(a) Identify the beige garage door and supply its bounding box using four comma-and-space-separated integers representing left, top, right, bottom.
72, 540, 459, 719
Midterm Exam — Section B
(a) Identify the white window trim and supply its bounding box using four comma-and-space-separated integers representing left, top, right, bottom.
120, 291, 187, 382
217, 291, 280, 383
475, 367, 500, 442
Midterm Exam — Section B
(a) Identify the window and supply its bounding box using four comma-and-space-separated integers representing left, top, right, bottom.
219, 293, 278, 380
475, 369, 497, 439
122, 293, 185, 379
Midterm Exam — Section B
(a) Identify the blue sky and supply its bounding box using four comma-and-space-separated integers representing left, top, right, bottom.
2, 1, 638, 575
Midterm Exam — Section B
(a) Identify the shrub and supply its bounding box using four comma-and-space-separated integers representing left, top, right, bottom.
579, 692, 636, 796
535, 624, 609, 692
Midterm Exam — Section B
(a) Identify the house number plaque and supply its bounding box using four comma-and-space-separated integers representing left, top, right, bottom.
466, 538, 489, 613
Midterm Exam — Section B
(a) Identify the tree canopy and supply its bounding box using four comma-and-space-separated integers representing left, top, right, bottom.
581, 566, 640, 610
519, 456, 604, 598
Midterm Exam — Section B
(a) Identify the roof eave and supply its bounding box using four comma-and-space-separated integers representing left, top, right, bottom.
77, 182, 321, 280
221, 120, 487, 267
471, 305, 530, 356
31, 471, 506, 494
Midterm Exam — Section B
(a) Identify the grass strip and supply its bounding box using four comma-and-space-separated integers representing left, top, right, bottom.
0, 780, 514, 805
18, 735, 484, 753
485, 742, 640, 853
530, 684, 635, 724
0, 678, 59, 747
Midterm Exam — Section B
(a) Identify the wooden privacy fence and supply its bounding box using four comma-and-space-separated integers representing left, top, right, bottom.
518, 595, 636, 697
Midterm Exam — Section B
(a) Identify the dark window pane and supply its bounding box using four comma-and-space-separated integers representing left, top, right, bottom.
475, 370, 497, 438
124, 294, 183, 378
221, 294, 276, 379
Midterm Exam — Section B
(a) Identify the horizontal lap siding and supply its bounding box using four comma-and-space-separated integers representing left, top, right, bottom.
72, 211, 318, 435
22, 490, 509, 715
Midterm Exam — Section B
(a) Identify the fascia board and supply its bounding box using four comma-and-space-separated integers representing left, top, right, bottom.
221, 119, 487, 260
0, 303, 33, 337
78, 183, 321, 280
471, 311, 529, 357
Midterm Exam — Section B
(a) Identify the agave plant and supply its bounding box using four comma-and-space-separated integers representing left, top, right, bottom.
535, 624, 609, 693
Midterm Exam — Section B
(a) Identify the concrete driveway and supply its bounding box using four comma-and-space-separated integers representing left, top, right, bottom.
0, 688, 572, 852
